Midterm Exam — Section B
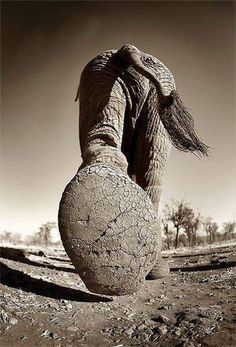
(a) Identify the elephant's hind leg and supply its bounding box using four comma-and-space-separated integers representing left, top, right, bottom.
131, 89, 172, 279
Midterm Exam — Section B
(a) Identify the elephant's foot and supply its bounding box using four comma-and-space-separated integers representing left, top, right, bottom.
59, 164, 161, 296
146, 257, 170, 280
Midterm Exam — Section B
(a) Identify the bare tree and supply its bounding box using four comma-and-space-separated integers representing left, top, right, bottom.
165, 201, 195, 249
0, 231, 22, 245
203, 217, 218, 244
223, 221, 236, 241
162, 218, 174, 250
183, 213, 201, 247
32, 221, 57, 246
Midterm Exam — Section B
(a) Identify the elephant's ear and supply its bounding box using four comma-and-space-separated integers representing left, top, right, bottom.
159, 90, 209, 156
117, 44, 209, 157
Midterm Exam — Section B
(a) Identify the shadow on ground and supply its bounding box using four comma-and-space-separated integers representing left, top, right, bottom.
0, 246, 75, 273
0, 261, 112, 303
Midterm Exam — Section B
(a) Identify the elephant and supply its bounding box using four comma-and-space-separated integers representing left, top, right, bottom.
58, 44, 208, 295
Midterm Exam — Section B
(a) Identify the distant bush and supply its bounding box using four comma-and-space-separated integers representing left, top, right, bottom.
161, 200, 235, 250
0, 222, 62, 248
0, 231, 23, 245
1, 212, 234, 251
223, 221, 236, 241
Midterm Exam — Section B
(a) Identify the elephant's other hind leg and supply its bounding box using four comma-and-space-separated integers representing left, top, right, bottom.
131, 91, 172, 279
131, 90, 171, 213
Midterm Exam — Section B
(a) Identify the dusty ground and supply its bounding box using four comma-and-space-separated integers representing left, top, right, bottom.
0, 244, 235, 347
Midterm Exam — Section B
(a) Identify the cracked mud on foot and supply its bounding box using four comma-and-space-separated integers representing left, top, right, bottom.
59, 164, 161, 295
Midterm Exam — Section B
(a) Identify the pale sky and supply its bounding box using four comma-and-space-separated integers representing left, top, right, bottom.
1, 1, 236, 235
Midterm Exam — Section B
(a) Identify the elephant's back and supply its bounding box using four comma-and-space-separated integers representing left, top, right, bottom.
80, 48, 175, 90
80, 50, 121, 78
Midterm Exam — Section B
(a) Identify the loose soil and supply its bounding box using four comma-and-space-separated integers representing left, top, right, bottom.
0, 244, 235, 347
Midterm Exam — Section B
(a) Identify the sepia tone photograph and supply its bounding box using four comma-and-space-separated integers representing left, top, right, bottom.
1, 1, 236, 346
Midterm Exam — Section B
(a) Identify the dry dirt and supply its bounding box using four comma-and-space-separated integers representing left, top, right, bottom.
0, 243, 235, 347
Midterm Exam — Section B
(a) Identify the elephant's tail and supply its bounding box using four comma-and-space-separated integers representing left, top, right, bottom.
117, 44, 209, 156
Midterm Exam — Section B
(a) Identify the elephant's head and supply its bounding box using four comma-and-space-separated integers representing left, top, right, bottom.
116, 44, 209, 157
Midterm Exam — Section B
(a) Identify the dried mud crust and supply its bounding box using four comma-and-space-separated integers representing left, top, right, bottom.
58, 164, 161, 296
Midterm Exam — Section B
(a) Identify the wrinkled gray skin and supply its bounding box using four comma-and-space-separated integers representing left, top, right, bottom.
59, 45, 176, 295
78, 46, 175, 209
